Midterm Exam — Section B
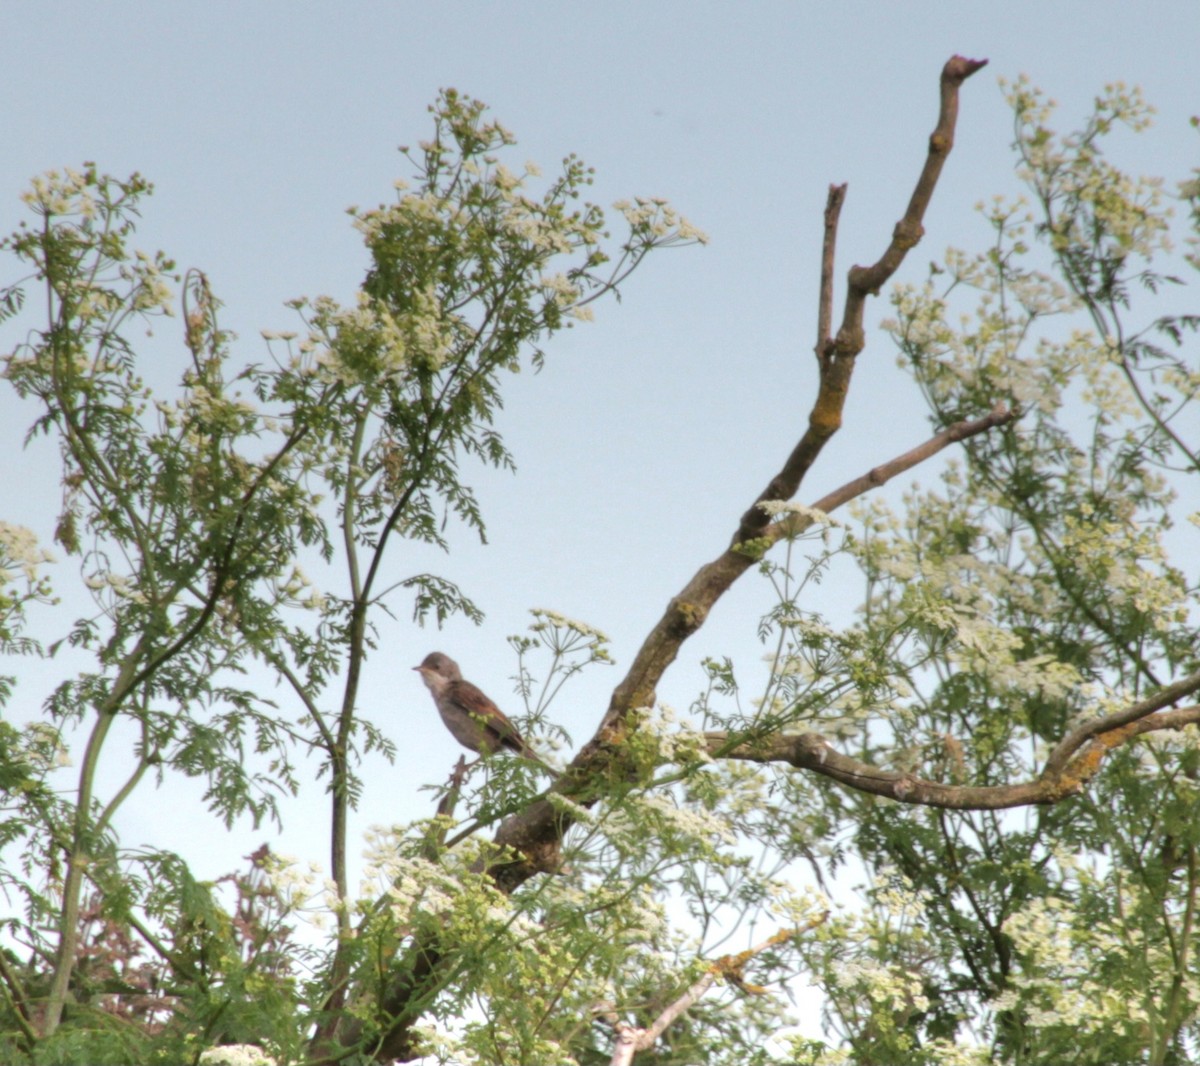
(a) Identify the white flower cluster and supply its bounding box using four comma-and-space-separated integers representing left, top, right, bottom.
631, 702, 713, 766
837, 957, 930, 1015
378, 854, 459, 922
84, 569, 148, 606
1056, 504, 1189, 632
871, 865, 934, 923
538, 271, 585, 316
127, 257, 175, 315
544, 790, 597, 824
530, 607, 610, 644
606, 789, 737, 854
18, 170, 177, 320
612, 196, 708, 244
757, 500, 839, 525
0, 522, 55, 583
20, 166, 98, 219
763, 881, 830, 929
259, 851, 324, 921
198, 1045, 278, 1066
275, 564, 326, 612
73, 285, 123, 323
992, 893, 1160, 1034
359, 825, 499, 925
20, 722, 71, 771
949, 611, 1080, 699
501, 202, 579, 255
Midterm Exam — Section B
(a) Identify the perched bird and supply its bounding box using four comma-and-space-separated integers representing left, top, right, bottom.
413, 652, 557, 777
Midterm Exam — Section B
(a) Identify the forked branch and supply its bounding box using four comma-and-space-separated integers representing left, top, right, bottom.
483, 59, 992, 894
597, 54, 989, 736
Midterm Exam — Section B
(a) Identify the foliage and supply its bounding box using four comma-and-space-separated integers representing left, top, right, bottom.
770, 78, 1200, 1066
0, 72, 1197, 1065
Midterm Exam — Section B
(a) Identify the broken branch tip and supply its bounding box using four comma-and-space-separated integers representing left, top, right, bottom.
946, 55, 989, 81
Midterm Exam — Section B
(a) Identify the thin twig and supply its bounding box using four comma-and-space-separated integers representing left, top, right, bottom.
766, 404, 1013, 545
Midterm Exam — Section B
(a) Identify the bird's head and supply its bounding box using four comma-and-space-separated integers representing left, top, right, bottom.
413, 652, 463, 685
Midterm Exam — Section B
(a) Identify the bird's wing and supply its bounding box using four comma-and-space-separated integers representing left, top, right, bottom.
450, 681, 526, 748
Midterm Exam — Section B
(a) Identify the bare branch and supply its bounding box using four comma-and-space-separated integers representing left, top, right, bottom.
592, 56, 988, 744
607, 922, 824, 1065
609, 972, 718, 1066
478, 55, 993, 897
815, 183, 847, 366
706, 686, 1200, 810
1129, 704, 1200, 736
835, 54, 989, 355
709, 729, 1051, 809
764, 403, 1013, 547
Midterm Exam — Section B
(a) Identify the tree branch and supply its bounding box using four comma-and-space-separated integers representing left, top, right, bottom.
606, 921, 823, 1066
478, 54, 992, 896
815, 183, 847, 366
705, 688, 1200, 810
601, 54, 988, 734
764, 403, 1013, 548
835, 54, 988, 353
1042, 670, 1200, 776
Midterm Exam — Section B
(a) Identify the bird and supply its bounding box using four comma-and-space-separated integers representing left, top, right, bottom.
413, 652, 558, 777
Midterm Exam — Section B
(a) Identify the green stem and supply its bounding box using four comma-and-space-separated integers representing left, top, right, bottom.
43, 708, 114, 1034
0, 950, 37, 1049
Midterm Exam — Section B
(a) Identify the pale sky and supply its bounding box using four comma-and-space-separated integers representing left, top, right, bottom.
3, 0, 1198, 966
